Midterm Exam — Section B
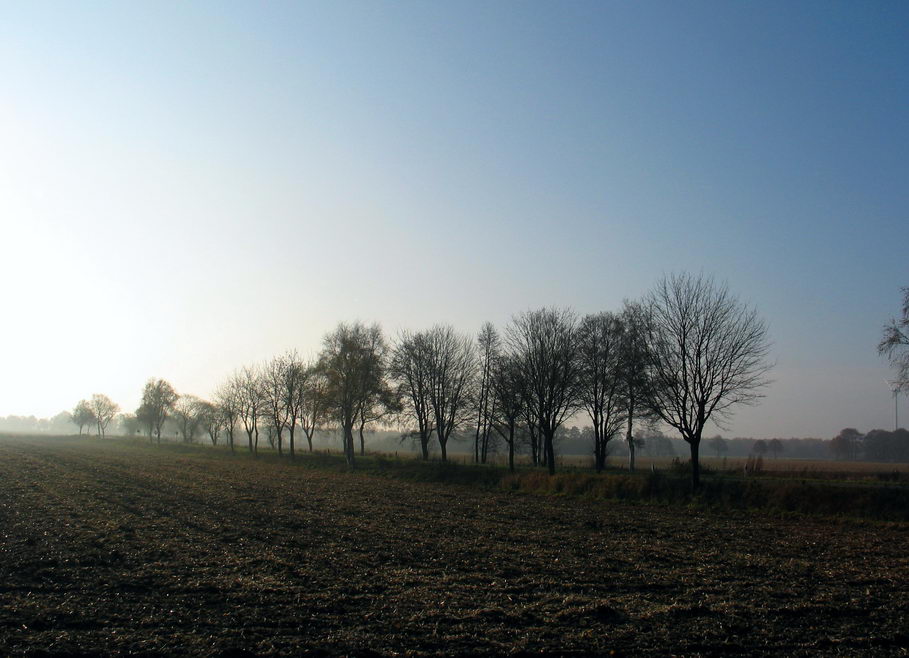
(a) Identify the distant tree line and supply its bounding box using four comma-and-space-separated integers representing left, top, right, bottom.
54, 273, 771, 489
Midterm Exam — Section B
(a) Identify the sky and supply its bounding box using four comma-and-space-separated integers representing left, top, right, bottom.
1, 1, 907, 438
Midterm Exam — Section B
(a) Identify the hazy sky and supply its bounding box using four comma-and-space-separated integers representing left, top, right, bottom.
2, 1, 907, 438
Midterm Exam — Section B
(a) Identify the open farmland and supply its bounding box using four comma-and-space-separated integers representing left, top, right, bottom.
0, 437, 907, 656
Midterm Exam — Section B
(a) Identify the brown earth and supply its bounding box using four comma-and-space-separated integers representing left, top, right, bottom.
0, 437, 907, 656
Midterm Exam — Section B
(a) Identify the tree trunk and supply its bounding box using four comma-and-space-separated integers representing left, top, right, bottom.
508, 434, 515, 473
359, 421, 366, 456
420, 434, 429, 460
440, 437, 448, 462
545, 431, 556, 475
626, 395, 635, 471
344, 425, 355, 467
277, 428, 283, 456
288, 426, 295, 459
690, 439, 701, 489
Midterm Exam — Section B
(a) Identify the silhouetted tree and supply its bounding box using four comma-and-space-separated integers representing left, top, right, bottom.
644, 273, 771, 488
507, 308, 580, 475
490, 354, 524, 472
299, 365, 327, 453
768, 438, 783, 459
214, 379, 241, 453
577, 311, 625, 472
72, 399, 94, 435
425, 325, 477, 462
473, 322, 500, 463
391, 330, 435, 460
752, 439, 768, 457
262, 354, 294, 456
140, 378, 178, 444
318, 321, 388, 467
237, 365, 265, 456
879, 286, 909, 390
618, 301, 654, 472
830, 428, 863, 461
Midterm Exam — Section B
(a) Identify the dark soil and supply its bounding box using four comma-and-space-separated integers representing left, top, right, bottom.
0, 438, 907, 656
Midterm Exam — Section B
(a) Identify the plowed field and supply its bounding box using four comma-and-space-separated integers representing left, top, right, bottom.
0, 437, 907, 656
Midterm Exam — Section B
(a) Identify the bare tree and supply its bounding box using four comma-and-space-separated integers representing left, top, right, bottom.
356, 383, 401, 455
173, 394, 205, 443
618, 301, 655, 472
72, 399, 94, 435
490, 354, 524, 472
198, 400, 222, 446
318, 321, 388, 467
507, 308, 580, 475
425, 325, 477, 462
214, 379, 241, 454
88, 394, 119, 439
644, 273, 771, 488
391, 330, 435, 460
237, 365, 265, 456
879, 286, 909, 390
299, 365, 327, 452
473, 322, 500, 463
140, 378, 178, 444
577, 312, 625, 472
262, 354, 293, 456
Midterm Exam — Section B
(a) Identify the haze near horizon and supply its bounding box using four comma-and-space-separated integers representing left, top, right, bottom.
1, 1, 907, 438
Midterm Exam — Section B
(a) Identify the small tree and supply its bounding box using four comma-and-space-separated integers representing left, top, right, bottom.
89, 394, 119, 439
752, 439, 768, 457
140, 378, 178, 444
72, 400, 95, 435
214, 379, 241, 453
172, 395, 205, 443
768, 438, 783, 459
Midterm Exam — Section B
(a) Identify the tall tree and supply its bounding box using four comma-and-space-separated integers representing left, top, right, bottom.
72, 399, 95, 435
318, 321, 388, 467
644, 273, 771, 488
507, 308, 580, 475
473, 322, 500, 463
139, 379, 178, 445
577, 312, 625, 472
879, 286, 909, 390
425, 325, 477, 462
391, 330, 436, 460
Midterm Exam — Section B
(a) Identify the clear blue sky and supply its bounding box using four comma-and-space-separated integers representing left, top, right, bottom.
1, 1, 907, 437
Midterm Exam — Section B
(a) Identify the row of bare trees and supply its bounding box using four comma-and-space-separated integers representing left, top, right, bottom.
75, 273, 771, 488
